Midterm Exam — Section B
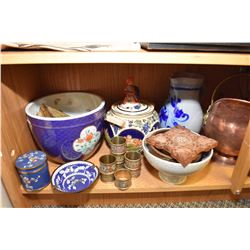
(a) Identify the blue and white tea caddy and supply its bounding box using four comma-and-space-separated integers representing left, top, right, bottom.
105, 78, 160, 151
15, 151, 50, 191
159, 72, 204, 133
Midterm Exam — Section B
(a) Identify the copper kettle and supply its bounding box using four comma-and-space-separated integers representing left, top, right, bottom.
203, 73, 250, 164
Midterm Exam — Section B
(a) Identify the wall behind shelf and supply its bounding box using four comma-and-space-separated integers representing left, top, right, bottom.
36, 63, 241, 111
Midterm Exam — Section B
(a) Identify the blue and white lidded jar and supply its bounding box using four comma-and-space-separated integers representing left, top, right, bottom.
159, 72, 204, 133
105, 77, 160, 151
15, 151, 50, 191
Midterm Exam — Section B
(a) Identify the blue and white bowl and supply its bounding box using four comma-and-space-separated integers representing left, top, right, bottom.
25, 92, 105, 163
51, 161, 99, 193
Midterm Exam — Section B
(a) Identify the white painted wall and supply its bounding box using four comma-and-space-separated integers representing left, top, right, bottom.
0, 180, 13, 208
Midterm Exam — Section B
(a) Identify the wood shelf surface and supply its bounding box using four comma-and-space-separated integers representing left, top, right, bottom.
21, 142, 250, 195
2, 50, 250, 65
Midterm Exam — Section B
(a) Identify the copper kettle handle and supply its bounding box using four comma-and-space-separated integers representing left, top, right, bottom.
211, 73, 250, 106
203, 73, 250, 125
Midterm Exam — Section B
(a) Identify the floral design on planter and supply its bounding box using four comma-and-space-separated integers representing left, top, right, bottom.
73, 126, 101, 155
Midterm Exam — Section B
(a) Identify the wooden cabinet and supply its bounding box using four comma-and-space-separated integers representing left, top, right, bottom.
1, 50, 250, 207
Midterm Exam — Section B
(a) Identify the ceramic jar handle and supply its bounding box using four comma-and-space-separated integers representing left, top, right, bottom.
105, 114, 125, 127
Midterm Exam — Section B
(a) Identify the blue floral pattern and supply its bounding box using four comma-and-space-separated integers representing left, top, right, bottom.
160, 96, 189, 128
113, 124, 120, 133
142, 122, 150, 134
134, 104, 141, 110
20, 175, 41, 191
51, 162, 98, 193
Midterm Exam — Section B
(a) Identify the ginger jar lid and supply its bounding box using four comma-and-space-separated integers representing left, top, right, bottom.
111, 77, 155, 117
15, 150, 47, 170
112, 100, 154, 117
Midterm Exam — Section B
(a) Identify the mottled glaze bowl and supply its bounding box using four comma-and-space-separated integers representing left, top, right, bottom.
25, 92, 105, 163
142, 128, 213, 185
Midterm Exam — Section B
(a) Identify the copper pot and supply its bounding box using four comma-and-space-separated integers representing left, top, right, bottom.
203, 73, 250, 163
203, 98, 250, 158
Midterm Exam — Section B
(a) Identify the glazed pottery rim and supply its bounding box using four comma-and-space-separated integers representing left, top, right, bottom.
142, 128, 213, 167
51, 160, 99, 193
25, 92, 105, 121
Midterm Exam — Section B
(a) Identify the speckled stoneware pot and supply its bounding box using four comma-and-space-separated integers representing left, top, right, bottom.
25, 92, 105, 163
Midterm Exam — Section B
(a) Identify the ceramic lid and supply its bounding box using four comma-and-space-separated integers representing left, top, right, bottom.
15, 151, 47, 170
111, 77, 155, 117
111, 100, 155, 117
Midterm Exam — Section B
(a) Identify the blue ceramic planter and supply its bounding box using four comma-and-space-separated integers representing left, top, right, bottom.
25, 92, 105, 163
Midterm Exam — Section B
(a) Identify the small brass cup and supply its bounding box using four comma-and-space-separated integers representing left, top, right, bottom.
124, 151, 142, 170
114, 169, 132, 191
99, 154, 117, 175
100, 173, 115, 182
113, 153, 125, 165
116, 163, 125, 170
110, 136, 126, 155
124, 164, 141, 178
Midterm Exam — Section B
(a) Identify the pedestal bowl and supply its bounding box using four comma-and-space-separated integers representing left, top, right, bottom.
142, 129, 213, 184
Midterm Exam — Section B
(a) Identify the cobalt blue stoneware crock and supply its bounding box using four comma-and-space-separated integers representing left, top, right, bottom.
15, 151, 50, 191
25, 92, 105, 163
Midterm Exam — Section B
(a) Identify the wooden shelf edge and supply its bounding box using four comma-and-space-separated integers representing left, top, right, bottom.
21, 182, 250, 195
20, 142, 250, 195
2, 51, 250, 65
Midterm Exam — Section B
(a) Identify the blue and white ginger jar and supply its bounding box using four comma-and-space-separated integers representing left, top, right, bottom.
105, 81, 160, 150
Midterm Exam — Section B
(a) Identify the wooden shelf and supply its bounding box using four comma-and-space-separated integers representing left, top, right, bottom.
2, 50, 250, 65
3, 49, 250, 206
21, 142, 250, 195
